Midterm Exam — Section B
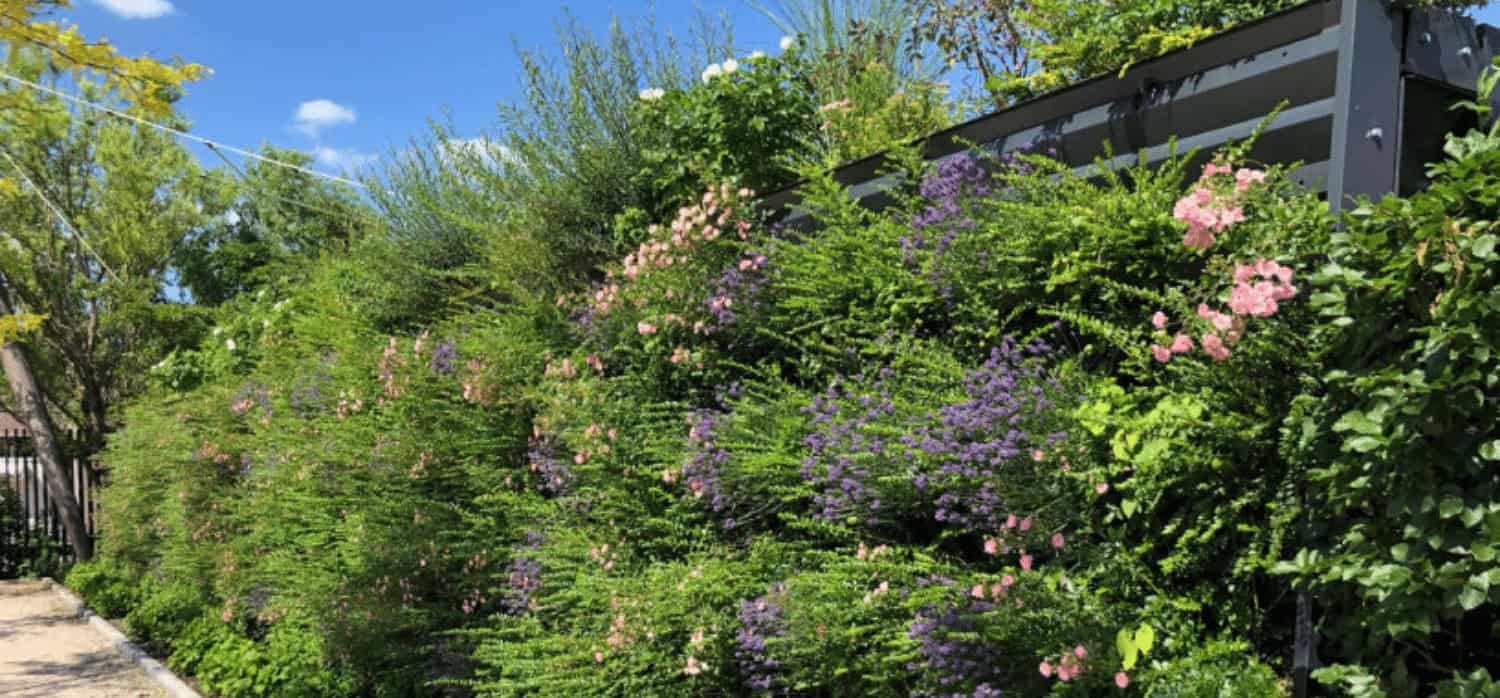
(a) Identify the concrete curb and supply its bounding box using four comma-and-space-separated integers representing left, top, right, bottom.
42, 577, 203, 698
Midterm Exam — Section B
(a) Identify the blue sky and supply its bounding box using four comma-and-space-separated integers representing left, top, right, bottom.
63, 0, 787, 175
62, 0, 1500, 180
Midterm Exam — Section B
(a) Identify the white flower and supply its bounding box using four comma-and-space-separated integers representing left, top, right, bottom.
779, 35, 795, 52
700, 63, 722, 83
225, 339, 237, 352
721, 58, 739, 74
638, 87, 665, 101
212, 326, 223, 336
749, 50, 765, 60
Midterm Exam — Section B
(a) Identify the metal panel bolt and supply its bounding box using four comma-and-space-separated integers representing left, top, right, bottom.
1365, 127, 1384, 143
1459, 46, 1474, 60
1420, 32, 1432, 44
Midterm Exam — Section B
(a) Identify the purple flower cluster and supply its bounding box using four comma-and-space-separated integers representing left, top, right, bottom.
902, 153, 993, 300
430, 339, 457, 376
800, 369, 898, 524
735, 583, 787, 692
703, 253, 770, 332
907, 600, 1002, 697
230, 382, 272, 418
501, 556, 541, 615
287, 369, 330, 416
902, 146, 1055, 300
527, 434, 571, 496
683, 409, 730, 518
901, 338, 1066, 532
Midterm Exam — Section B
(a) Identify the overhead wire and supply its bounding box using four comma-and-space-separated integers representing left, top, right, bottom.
0, 145, 121, 282
202, 143, 374, 228
0, 69, 369, 190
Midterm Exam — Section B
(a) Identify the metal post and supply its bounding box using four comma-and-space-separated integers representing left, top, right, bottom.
1326, 0, 1407, 212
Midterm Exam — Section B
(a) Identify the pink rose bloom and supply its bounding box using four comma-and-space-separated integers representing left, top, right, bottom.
1075, 645, 1088, 659
1182, 226, 1216, 250
1006, 514, 1018, 529
1217, 206, 1246, 229
1039, 661, 1053, 677
1151, 311, 1168, 329
1001, 574, 1015, 588
1020, 554, 1034, 571
1020, 517, 1032, 531
1228, 282, 1277, 317
1170, 334, 1194, 353
1202, 333, 1232, 361
1151, 344, 1172, 363
1051, 532, 1066, 549
1116, 672, 1130, 688
1235, 168, 1266, 191
971, 584, 985, 599
983, 538, 999, 555
637, 322, 658, 335
1096, 482, 1110, 494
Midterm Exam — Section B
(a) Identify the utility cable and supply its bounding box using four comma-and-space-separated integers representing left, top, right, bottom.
0, 146, 120, 282
0, 69, 368, 190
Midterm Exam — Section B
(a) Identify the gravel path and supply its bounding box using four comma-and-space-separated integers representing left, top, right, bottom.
0, 579, 162, 698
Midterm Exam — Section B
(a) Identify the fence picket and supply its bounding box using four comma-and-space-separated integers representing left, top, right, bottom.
1, 430, 100, 562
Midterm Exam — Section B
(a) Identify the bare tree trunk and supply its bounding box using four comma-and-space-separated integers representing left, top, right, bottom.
0, 297, 92, 560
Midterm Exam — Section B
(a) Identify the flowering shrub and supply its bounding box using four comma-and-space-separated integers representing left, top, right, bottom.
632, 50, 817, 222
84, 42, 1500, 698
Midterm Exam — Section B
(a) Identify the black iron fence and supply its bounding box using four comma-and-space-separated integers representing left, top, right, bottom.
0, 429, 101, 563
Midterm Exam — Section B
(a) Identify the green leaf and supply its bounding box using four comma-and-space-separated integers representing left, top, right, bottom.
1479, 440, 1500, 461
1473, 234, 1497, 259
1333, 411, 1382, 436
1458, 581, 1487, 611
1391, 543, 1411, 562
1473, 542, 1496, 562
1346, 436, 1382, 453
1121, 500, 1138, 518
1134, 624, 1155, 654
1441, 496, 1465, 519
1116, 628, 1138, 670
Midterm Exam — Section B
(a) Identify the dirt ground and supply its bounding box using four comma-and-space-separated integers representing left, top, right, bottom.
0, 579, 162, 698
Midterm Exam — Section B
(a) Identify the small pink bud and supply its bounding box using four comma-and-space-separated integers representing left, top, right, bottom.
1020, 554, 1033, 571
1116, 672, 1130, 688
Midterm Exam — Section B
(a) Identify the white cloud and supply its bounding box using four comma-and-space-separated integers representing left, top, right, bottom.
292, 99, 357, 137
93, 0, 175, 19
313, 146, 377, 172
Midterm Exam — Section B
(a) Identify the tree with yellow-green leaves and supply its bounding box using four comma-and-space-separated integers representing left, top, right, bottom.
0, 2, 207, 561
0, 0, 205, 117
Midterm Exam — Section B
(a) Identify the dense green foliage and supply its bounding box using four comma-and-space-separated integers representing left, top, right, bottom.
1279, 84, 1500, 695
35, 1, 1500, 696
